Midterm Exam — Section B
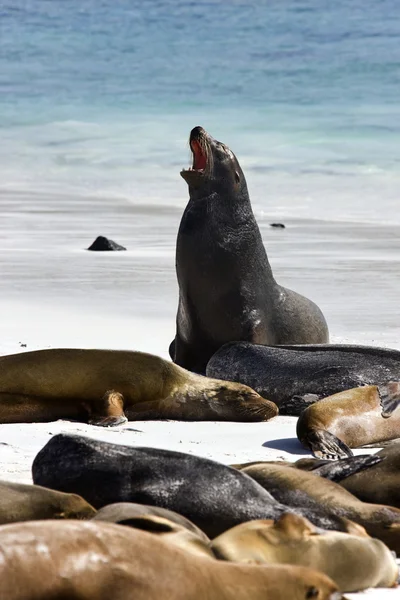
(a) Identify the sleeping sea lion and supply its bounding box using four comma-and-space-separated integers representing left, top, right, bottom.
206, 342, 400, 414
92, 502, 212, 558
0, 348, 278, 426
337, 441, 400, 508
296, 383, 400, 459
0, 480, 96, 523
32, 434, 359, 537
238, 461, 400, 553
170, 126, 328, 373
0, 520, 343, 600
211, 513, 399, 592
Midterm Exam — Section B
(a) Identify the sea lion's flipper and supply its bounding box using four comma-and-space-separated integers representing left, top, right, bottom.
378, 382, 400, 417
305, 429, 354, 460
308, 454, 383, 482
279, 393, 320, 416
86, 390, 127, 427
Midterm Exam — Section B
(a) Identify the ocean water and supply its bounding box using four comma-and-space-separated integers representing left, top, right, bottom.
1, 0, 400, 356
1, 0, 400, 222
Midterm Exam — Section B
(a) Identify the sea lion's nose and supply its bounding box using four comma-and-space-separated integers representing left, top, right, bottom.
190, 126, 206, 140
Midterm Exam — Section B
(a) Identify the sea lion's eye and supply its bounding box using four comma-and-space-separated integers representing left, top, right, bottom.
234, 171, 240, 183
306, 587, 319, 599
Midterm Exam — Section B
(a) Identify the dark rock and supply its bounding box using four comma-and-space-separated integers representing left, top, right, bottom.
87, 236, 126, 251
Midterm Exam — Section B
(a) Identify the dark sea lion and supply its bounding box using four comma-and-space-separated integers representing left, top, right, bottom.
238, 461, 400, 553
337, 441, 400, 508
290, 454, 383, 482
32, 434, 359, 537
0, 348, 278, 426
170, 126, 328, 373
0, 480, 96, 524
297, 383, 400, 459
211, 513, 399, 592
206, 342, 400, 414
0, 520, 343, 600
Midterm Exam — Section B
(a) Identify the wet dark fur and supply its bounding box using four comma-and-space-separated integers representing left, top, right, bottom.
206, 342, 400, 414
170, 126, 328, 373
32, 434, 352, 538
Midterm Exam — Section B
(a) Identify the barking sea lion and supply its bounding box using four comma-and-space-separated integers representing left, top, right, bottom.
170, 126, 328, 373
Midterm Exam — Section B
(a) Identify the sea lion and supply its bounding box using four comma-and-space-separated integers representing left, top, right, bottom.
92, 502, 212, 558
32, 434, 359, 537
211, 513, 399, 592
238, 461, 400, 553
0, 480, 96, 524
0, 520, 343, 600
170, 126, 328, 373
206, 342, 400, 414
232, 454, 383, 483
92, 502, 208, 539
0, 348, 278, 426
337, 441, 400, 508
297, 383, 400, 459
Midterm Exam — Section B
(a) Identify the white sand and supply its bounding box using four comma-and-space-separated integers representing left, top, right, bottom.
0, 188, 399, 598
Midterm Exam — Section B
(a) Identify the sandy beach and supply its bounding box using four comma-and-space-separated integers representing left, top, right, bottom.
0, 187, 399, 598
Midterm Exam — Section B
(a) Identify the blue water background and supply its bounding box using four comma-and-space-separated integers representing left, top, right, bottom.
1, 0, 400, 222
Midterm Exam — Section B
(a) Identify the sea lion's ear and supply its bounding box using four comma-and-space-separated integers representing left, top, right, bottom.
234, 170, 240, 183
275, 513, 316, 538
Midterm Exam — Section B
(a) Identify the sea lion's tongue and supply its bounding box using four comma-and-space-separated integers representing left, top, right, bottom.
191, 140, 207, 171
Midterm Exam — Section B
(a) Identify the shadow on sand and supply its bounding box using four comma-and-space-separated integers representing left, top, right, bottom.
262, 437, 309, 455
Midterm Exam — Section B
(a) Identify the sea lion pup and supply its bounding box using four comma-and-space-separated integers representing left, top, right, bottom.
32, 434, 357, 537
337, 441, 400, 508
92, 502, 212, 558
0, 348, 278, 426
170, 125, 328, 373
211, 513, 399, 592
206, 342, 400, 414
297, 382, 400, 459
0, 480, 96, 524
0, 521, 343, 600
238, 461, 400, 553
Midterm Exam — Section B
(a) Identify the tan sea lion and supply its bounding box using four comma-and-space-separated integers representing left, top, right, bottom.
0, 348, 278, 426
296, 382, 400, 460
238, 461, 400, 553
0, 520, 343, 600
0, 480, 96, 524
92, 502, 212, 559
211, 513, 399, 592
338, 441, 400, 508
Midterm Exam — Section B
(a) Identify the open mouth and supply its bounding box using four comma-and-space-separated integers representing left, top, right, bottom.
181, 129, 208, 177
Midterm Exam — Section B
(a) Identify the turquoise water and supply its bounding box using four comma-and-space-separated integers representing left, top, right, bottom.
1, 0, 400, 222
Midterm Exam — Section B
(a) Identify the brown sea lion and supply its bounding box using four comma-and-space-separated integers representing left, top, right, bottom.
211, 513, 399, 592
0, 348, 278, 426
92, 502, 212, 558
238, 461, 400, 553
170, 126, 328, 374
0, 480, 96, 524
296, 382, 400, 459
338, 441, 400, 508
0, 520, 343, 600
233, 454, 383, 483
